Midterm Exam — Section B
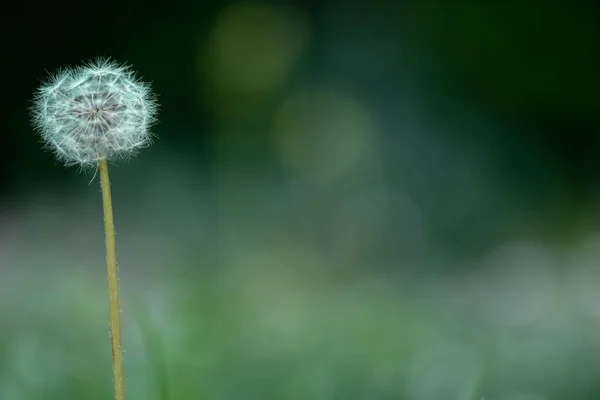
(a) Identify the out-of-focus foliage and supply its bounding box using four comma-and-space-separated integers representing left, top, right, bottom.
4, 238, 600, 399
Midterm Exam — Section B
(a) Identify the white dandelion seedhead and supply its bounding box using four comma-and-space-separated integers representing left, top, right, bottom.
31, 58, 159, 167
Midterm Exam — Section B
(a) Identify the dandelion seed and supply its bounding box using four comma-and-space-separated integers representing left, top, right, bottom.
30, 57, 159, 167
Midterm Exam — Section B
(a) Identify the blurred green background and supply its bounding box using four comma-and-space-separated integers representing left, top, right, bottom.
1, 1, 600, 399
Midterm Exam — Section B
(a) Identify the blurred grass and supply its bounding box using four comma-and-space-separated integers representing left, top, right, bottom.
2, 247, 600, 399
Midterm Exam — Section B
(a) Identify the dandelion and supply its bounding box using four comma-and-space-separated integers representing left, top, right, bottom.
31, 58, 158, 167
30, 58, 159, 400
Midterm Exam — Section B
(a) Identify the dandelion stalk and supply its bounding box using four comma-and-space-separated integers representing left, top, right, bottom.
99, 158, 125, 400
30, 58, 158, 400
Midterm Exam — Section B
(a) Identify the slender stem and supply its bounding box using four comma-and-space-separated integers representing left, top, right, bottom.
99, 159, 126, 400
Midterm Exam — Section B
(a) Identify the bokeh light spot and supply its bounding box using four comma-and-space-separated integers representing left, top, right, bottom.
271, 88, 376, 184
203, 2, 309, 95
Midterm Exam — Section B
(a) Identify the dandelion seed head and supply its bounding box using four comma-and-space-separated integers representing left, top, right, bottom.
31, 58, 159, 167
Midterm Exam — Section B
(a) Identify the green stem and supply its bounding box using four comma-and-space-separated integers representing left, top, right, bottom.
99, 159, 126, 400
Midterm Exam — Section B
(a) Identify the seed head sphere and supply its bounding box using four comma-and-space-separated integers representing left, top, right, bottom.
31, 58, 158, 167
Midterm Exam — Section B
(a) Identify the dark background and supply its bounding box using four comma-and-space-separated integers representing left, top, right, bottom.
3, 0, 600, 255
1, 1, 600, 399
